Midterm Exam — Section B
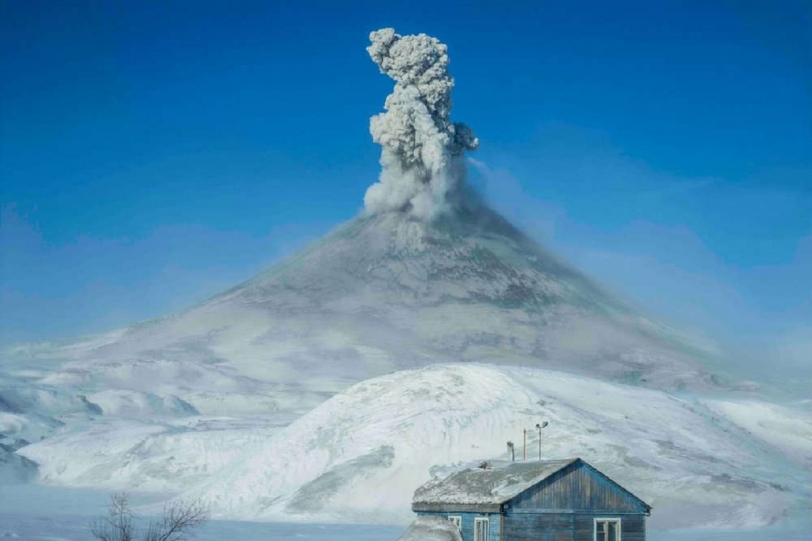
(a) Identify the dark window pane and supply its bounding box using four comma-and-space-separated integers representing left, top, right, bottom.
608, 520, 618, 541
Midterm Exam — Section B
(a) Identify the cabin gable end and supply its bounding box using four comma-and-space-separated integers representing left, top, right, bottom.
507, 460, 648, 514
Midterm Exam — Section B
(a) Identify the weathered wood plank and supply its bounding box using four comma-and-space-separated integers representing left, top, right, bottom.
510, 462, 647, 513
503, 512, 574, 541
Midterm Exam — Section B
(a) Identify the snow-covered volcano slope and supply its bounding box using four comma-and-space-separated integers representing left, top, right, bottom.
4, 207, 726, 429
19, 364, 811, 528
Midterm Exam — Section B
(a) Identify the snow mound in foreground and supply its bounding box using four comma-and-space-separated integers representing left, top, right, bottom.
187, 365, 809, 527
396, 516, 462, 541
19, 364, 811, 529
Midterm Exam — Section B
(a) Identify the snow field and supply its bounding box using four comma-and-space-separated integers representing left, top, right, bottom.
18, 364, 808, 529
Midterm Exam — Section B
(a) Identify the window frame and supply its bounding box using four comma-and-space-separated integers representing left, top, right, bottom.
593, 517, 622, 541
447, 515, 462, 531
474, 517, 490, 541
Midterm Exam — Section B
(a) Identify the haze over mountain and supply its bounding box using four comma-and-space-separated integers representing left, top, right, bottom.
6, 203, 723, 403
1, 27, 809, 535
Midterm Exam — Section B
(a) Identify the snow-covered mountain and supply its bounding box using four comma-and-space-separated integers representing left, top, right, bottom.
4, 207, 723, 417
1, 207, 809, 529
16, 364, 812, 528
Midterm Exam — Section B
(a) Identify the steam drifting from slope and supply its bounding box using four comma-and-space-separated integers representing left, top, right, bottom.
365, 28, 479, 220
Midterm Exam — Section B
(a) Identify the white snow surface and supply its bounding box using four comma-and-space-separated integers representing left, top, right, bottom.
396, 515, 463, 541
16, 364, 811, 529
700, 399, 812, 468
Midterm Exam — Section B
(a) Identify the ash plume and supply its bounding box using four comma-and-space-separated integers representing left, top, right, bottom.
365, 28, 479, 220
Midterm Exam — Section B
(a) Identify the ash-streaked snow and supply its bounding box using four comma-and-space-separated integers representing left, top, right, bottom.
2, 209, 726, 420
13, 364, 811, 530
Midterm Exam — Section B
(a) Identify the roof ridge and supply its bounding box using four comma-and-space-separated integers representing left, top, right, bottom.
413, 457, 580, 507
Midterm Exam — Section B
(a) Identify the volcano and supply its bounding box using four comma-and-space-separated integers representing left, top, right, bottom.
205, 205, 714, 391
12, 206, 723, 420
10, 26, 726, 413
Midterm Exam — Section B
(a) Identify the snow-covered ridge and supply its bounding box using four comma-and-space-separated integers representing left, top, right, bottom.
18, 364, 811, 529
6, 209, 722, 407
412, 458, 580, 505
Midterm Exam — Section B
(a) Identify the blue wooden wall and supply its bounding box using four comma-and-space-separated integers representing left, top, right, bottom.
502, 512, 646, 541
509, 461, 647, 514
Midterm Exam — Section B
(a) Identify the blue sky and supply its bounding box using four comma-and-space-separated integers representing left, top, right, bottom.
1, 1, 810, 379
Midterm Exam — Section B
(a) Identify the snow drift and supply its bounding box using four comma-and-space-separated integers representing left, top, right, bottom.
18, 364, 811, 529
397, 515, 463, 541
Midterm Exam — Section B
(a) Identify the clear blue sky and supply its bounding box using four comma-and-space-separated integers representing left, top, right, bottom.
1, 1, 810, 378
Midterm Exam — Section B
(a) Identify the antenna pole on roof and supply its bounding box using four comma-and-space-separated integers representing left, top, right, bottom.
535, 421, 549, 460
523, 429, 527, 460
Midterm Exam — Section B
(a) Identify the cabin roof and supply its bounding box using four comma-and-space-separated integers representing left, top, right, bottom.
413, 458, 579, 508
412, 457, 651, 514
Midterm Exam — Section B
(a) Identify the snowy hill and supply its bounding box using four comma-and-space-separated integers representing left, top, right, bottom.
2, 208, 724, 428
16, 364, 811, 528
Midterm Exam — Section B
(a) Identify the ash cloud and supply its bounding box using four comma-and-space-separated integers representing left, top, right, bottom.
365, 28, 479, 220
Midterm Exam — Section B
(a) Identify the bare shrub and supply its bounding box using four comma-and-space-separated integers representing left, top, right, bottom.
91, 493, 208, 541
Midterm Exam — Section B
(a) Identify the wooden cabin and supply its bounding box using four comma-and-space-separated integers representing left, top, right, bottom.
411, 457, 651, 541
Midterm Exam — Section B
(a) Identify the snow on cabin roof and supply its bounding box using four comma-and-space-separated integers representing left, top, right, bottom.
413, 458, 579, 508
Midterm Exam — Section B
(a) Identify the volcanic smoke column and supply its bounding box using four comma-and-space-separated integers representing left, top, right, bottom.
365, 28, 479, 220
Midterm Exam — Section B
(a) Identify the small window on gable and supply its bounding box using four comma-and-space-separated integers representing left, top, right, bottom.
448, 516, 461, 531
595, 518, 621, 541
474, 517, 489, 541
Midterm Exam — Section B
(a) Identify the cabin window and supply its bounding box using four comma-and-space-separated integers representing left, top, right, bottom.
594, 518, 621, 541
447, 516, 462, 531
474, 517, 489, 541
